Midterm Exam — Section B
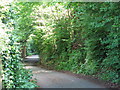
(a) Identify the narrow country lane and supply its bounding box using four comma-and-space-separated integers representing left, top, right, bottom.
24, 55, 108, 89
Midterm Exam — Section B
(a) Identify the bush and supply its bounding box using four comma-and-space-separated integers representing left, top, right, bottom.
2, 36, 38, 88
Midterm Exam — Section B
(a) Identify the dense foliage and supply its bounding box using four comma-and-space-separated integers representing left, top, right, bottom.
30, 2, 120, 84
0, 2, 38, 88
1, 1, 120, 88
2, 36, 38, 88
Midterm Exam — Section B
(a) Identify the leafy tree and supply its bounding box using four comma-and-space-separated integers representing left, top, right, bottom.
2, 2, 119, 85
30, 2, 120, 84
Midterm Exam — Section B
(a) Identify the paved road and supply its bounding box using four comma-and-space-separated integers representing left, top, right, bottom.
24, 55, 107, 88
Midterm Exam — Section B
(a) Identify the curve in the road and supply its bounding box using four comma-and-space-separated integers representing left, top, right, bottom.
24, 55, 107, 88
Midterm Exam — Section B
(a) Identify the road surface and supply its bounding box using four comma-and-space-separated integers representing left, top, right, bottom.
24, 55, 107, 88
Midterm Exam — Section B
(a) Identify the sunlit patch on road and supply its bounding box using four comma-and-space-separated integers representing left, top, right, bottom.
33, 70, 52, 74
26, 55, 39, 59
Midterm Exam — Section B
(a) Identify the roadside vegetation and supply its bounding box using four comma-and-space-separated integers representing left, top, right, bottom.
0, 1, 120, 88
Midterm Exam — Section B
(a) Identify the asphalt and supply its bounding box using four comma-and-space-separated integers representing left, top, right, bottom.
24, 55, 108, 89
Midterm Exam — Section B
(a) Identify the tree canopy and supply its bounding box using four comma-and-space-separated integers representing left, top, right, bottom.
0, 1, 120, 88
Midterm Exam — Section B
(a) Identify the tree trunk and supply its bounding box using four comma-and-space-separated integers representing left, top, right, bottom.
21, 46, 26, 59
